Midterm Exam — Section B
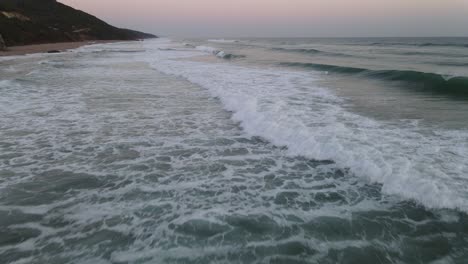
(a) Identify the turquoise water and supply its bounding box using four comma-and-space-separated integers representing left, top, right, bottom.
0, 38, 467, 263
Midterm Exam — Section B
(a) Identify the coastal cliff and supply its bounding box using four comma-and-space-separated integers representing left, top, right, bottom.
0, 0, 156, 47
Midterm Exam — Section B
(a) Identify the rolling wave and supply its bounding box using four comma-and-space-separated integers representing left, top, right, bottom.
419, 43, 468, 48
207, 39, 240, 43
394, 51, 468, 58
281, 62, 468, 96
272, 47, 322, 54
271, 47, 354, 57
370, 42, 468, 48
145, 40, 468, 212
195, 45, 245, 59
434, 61, 468, 67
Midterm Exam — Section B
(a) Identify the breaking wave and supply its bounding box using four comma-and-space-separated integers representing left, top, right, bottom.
369, 42, 468, 48
207, 39, 240, 43
145, 40, 468, 212
272, 47, 355, 57
280, 62, 468, 97
195, 45, 245, 59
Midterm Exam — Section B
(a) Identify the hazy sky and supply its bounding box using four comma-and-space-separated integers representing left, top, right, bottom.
59, 0, 468, 37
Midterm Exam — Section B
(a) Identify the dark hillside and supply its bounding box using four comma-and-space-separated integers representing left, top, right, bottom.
0, 0, 156, 46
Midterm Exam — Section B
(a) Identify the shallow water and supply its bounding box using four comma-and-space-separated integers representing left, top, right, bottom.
0, 40, 467, 263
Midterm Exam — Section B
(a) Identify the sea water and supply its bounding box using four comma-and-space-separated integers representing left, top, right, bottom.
0, 37, 467, 263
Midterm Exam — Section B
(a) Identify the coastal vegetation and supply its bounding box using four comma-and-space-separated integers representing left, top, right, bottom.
0, 0, 156, 47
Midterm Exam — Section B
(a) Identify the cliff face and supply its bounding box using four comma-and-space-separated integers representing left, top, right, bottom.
0, 0, 156, 47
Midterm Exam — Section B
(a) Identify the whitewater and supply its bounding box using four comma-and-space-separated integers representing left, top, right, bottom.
0, 38, 467, 263
145, 39, 468, 212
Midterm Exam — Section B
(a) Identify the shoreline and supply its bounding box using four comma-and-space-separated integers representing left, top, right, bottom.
0, 40, 122, 57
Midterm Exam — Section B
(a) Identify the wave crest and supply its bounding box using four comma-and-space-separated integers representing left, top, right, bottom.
195, 46, 245, 59
207, 39, 240, 43
272, 47, 355, 58
145, 39, 468, 212
281, 62, 468, 97
370, 42, 468, 48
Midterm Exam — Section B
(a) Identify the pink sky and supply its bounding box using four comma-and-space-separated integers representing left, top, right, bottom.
59, 0, 468, 37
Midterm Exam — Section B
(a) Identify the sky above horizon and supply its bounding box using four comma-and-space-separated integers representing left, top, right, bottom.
59, 0, 468, 37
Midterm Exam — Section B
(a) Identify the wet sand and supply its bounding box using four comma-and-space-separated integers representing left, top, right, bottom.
0, 41, 122, 57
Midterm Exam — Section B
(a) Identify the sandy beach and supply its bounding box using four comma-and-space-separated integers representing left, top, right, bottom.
0, 40, 120, 57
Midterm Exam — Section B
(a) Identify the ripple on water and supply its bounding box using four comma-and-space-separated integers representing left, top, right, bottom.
0, 42, 467, 264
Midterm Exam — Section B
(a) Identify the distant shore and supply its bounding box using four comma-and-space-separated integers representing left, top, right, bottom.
0, 40, 121, 57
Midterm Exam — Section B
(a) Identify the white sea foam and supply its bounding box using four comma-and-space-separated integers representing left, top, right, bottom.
0, 52, 46, 62
143, 39, 468, 212
195, 45, 220, 54
207, 39, 239, 43
194, 45, 242, 59
2, 39, 466, 263
215, 51, 228, 58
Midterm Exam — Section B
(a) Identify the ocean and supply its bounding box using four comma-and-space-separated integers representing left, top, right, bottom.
0, 37, 467, 263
